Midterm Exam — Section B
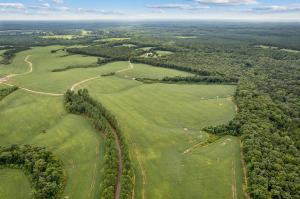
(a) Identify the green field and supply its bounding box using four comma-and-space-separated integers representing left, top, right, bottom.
41, 35, 84, 40
0, 90, 105, 199
155, 50, 174, 56
115, 44, 137, 47
100, 37, 131, 42
256, 45, 300, 53
139, 47, 154, 51
0, 50, 5, 62
0, 169, 32, 199
174, 36, 197, 39
77, 77, 243, 198
0, 45, 244, 199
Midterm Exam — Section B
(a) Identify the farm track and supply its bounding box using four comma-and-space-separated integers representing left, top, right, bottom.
0, 55, 32, 83
70, 61, 134, 91
135, 146, 146, 199
0, 55, 64, 96
232, 161, 237, 199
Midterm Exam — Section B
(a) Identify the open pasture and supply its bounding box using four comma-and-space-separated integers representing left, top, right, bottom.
0, 86, 105, 199
77, 75, 244, 199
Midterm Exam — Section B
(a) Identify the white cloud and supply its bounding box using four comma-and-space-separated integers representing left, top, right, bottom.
252, 5, 300, 12
146, 4, 209, 10
194, 0, 257, 5
76, 8, 125, 15
42, 3, 50, 8
56, 6, 69, 11
0, 3, 25, 9
52, 0, 64, 4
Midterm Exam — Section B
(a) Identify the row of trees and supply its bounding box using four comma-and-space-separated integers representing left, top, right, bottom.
131, 57, 212, 76
67, 45, 144, 61
52, 57, 114, 72
0, 145, 65, 199
0, 47, 29, 64
162, 75, 238, 84
0, 86, 18, 100
64, 89, 134, 199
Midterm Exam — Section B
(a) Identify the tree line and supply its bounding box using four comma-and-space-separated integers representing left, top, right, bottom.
162, 75, 238, 84
67, 45, 144, 61
0, 86, 18, 101
204, 70, 300, 198
64, 89, 134, 199
0, 47, 30, 64
131, 57, 212, 76
0, 145, 65, 199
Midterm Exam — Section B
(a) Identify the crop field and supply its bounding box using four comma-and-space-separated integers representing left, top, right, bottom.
0, 45, 244, 199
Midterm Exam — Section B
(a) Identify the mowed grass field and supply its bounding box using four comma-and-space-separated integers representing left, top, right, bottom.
0, 45, 244, 199
77, 77, 244, 198
0, 169, 32, 199
0, 90, 105, 199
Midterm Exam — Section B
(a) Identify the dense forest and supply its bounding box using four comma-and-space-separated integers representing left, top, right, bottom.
67, 44, 144, 61
0, 145, 65, 199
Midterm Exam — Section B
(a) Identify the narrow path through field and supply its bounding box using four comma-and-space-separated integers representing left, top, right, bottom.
0, 55, 64, 96
0, 55, 32, 83
71, 61, 134, 91
135, 147, 146, 199
70, 76, 100, 91
232, 160, 237, 199
116, 61, 134, 74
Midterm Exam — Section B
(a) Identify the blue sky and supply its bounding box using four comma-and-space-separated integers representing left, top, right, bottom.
0, 0, 299, 21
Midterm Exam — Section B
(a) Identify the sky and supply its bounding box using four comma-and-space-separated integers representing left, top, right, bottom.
0, 0, 300, 21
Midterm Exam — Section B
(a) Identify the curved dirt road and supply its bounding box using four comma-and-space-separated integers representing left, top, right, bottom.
0, 55, 63, 96
70, 61, 134, 91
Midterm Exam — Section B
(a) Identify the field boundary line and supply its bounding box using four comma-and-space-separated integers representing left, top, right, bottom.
133, 144, 146, 199
232, 160, 237, 199
240, 140, 250, 199
2, 83, 64, 96
182, 136, 221, 154
131, 174, 136, 199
